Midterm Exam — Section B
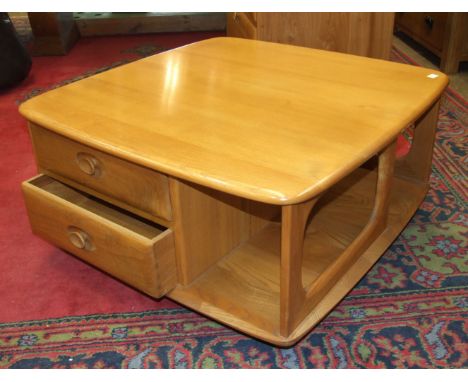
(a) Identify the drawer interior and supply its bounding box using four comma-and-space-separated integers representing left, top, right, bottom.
29, 175, 167, 239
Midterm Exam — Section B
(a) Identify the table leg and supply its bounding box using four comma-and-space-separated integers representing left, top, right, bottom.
280, 139, 397, 338
280, 197, 319, 336
395, 100, 440, 185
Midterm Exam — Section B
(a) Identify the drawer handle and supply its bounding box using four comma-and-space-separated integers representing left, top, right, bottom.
67, 226, 94, 251
76, 152, 101, 177
424, 16, 434, 29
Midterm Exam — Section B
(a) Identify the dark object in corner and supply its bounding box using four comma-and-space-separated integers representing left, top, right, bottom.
28, 12, 79, 56
0, 12, 32, 89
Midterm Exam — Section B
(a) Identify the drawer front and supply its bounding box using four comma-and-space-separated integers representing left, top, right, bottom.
227, 12, 257, 39
395, 12, 447, 53
30, 124, 172, 222
22, 175, 177, 298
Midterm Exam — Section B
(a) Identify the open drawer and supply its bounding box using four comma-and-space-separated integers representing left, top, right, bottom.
22, 175, 177, 298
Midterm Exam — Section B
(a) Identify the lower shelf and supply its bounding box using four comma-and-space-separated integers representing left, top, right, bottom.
168, 167, 427, 345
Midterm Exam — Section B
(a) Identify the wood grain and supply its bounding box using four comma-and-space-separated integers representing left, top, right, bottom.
395, 100, 440, 185
22, 175, 177, 298
168, 164, 428, 344
168, 178, 251, 285
75, 13, 226, 37
30, 123, 173, 222
27, 12, 79, 56
280, 198, 318, 336
228, 13, 395, 60
20, 37, 448, 205
440, 13, 468, 73
369, 13, 396, 60
297, 140, 396, 329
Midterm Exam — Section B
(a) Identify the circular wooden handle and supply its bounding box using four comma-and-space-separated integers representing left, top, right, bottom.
424, 15, 434, 29
76, 153, 100, 176
67, 227, 93, 251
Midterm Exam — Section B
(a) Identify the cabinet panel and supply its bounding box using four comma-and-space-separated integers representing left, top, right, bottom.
228, 12, 394, 60
395, 12, 448, 54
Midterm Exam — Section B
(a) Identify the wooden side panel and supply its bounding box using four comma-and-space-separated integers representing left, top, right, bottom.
76, 13, 226, 37
395, 100, 440, 184
168, 166, 429, 345
369, 12, 395, 60
245, 200, 280, 236
280, 140, 396, 337
440, 13, 466, 74
153, 230, 179, 296
280, 198, 318, 336
169, 178, 252, 285
257, 12, 394, 59
28, 12, 79, 55
258, 13, 349, 52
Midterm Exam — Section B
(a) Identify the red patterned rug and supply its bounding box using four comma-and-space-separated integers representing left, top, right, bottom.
0, 33, 466, 368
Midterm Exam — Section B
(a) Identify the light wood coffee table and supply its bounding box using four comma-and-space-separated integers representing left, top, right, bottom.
20, 37, 448, 346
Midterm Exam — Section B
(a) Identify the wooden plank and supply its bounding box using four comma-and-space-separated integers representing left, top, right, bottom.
256, 12, 394, 59
22, 175, 176, 298
168, 166, 428, 345
395, 100, 440, 184
30, 124, 173, 222
280, 198, 318, 336
75, 12, 226, 36
28, 12, 79, 55
301, 140, 396, 315
440, 13, 465, 74
168, 178, 251, 285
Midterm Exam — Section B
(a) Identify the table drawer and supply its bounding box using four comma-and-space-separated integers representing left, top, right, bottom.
29, 124, 172, 222
22, 175, 177, 298
395, 12, 447, 53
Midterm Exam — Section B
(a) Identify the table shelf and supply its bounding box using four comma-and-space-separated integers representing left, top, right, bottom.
169, 164, 427, 345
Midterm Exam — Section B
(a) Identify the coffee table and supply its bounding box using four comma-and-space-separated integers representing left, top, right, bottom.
20, 37, 448, 346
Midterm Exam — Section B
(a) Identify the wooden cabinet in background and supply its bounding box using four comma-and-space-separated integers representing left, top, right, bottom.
227, 12, 395, 60
28, 12, 79, 55
395, 12, 468, 73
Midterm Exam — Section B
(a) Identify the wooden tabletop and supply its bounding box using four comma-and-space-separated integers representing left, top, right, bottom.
20, 37, 448, 204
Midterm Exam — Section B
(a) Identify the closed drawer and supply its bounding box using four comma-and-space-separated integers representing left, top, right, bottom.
395, 12, 447, 53
22, 175, 177, 298
29, 124, 172, 222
